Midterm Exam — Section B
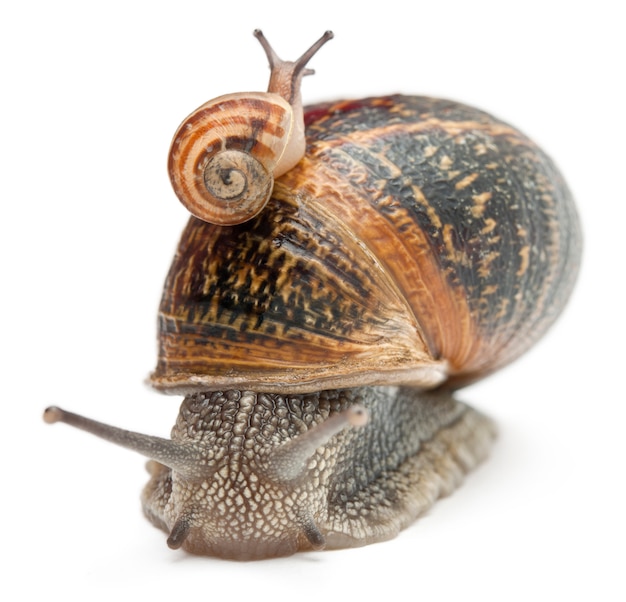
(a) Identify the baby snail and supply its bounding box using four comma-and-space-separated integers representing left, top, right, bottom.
44, 30, 581, 560
168, 29, 333, 226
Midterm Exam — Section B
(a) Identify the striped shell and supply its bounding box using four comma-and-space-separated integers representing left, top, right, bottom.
168, 92, 297, 226
151, 95, 581, 394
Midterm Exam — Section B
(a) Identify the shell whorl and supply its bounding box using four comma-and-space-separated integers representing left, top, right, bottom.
168, 93, 294, 226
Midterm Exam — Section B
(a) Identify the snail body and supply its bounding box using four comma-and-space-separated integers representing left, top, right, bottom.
44, 31, 581, 560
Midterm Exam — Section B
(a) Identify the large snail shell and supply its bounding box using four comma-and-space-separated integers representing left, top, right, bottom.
168, 92, 297, 226
151, 95, 581, 394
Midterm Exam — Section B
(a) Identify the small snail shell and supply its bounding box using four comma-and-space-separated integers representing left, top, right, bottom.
167, 30, 333, 225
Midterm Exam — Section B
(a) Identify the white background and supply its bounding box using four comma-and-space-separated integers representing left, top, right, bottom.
1, 1, 624, 600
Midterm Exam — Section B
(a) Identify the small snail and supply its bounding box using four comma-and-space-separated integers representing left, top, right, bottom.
44, 31, 581, 560
168, 29, 333, 226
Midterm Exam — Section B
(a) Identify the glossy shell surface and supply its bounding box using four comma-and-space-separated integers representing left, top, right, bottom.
151, 95, 580, 394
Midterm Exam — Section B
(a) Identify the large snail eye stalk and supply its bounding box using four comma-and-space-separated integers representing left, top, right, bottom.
262, 404, 368, 483
43, 406, 207, 481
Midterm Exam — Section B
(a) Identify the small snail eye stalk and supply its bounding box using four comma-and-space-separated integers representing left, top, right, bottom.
254, 29, 334, 100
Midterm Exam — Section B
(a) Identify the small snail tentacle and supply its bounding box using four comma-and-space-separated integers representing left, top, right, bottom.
168, 30, 333, 227
254, 29, 333, 179
254, 29, 334, 103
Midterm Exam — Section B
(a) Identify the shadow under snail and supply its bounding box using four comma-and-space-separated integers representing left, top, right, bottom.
44, 30, 581, 560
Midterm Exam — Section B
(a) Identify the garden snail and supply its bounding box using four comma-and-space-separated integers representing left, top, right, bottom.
44, 30, 581, 560
168, 29, 333, 226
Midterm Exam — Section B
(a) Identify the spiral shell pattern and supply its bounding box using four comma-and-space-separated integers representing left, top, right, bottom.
168, 92, 294, 225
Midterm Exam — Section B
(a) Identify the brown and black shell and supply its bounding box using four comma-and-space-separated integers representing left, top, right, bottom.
150, 95, 581, 394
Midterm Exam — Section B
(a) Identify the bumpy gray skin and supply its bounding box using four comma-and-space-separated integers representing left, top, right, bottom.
141, 386, 496, 560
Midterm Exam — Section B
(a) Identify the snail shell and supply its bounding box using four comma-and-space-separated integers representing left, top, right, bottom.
151, 95, 580, 395
168, 92, 295, 225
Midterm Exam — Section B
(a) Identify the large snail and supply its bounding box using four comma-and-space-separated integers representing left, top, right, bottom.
44, 30, 581, 560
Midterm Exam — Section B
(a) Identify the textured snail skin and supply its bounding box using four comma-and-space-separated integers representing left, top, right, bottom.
141, 387, 495, 559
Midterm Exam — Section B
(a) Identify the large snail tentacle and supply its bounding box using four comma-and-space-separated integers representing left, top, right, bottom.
260, 404, 368, 484
43, 406, 210, 481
